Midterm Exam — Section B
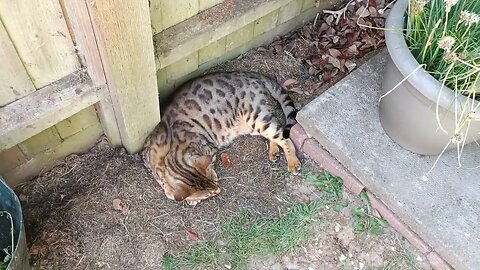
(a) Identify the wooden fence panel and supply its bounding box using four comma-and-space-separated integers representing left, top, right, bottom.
88, 0, 160, 153
163, 0, 199, 29
0, 0, 80, 88
0, 21, 35, 106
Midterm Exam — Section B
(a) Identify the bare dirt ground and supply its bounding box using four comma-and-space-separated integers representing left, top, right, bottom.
17, 138, 431, 270
15, 0, 432, 269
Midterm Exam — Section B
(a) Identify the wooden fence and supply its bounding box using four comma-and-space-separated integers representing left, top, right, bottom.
0, 0, 160, 185
0, 0, 338, 185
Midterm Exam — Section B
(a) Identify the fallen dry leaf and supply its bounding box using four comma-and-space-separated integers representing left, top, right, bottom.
186, 228, 199, 241
328, 48, 342, 59
283, 78, 300, 88
356, 5, 371, 17
220, 152, 232, 167
325, 15, 334, 25
327, 55, 342, 70
288, 87, 304, 95
345, 60, 357, 72
112, 198, 129, 214
308, 66, 320, 75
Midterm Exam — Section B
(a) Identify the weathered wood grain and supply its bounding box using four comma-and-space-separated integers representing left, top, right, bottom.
161, 0, 199, 30
150, 0, 163, 35
0, 21, 35, 106
88, 0, 160, 153
0, 0, 80, 88
63, 0, 122, 146
0, 71, 106, 150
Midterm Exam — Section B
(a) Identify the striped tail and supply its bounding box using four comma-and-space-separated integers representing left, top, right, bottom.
266, 79, 297, 138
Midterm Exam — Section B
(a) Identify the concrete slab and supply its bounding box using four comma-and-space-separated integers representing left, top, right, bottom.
297, 50, 480, 270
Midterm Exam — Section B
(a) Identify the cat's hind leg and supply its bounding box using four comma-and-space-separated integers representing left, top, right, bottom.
269, 141, 280, 162
255, 117, 301, 174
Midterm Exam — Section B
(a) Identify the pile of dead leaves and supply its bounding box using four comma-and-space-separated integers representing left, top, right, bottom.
269, 0, 392, 84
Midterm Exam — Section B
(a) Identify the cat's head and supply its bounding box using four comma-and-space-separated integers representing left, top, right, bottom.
145, 120, 220, 203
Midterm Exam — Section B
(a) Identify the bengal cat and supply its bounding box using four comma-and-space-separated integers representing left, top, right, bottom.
143, 72, 301, 205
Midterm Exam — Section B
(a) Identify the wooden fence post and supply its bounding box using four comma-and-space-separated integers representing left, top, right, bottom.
85, 0, 160, 153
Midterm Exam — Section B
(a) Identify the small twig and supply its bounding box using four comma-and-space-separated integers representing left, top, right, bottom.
148, 222, 167, 237
313, 13, 320, 27
76, 254, 85, 267
323, 0, 355, 25
218, 176, 236, 181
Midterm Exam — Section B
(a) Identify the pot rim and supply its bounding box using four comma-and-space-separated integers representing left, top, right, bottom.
385, 0, 478, 114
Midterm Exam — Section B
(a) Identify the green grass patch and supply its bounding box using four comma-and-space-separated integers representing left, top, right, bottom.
0, 262, 7, 270
163, 202, 321, 270
305, 171, 348, 212
381, 251, 418, 270
352, 191, 389, 235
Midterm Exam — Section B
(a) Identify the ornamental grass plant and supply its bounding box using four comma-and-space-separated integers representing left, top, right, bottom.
406, 0, 479, 130
404, 0, 479, 175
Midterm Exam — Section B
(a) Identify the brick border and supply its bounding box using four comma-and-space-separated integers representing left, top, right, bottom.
291, 123, 454, 270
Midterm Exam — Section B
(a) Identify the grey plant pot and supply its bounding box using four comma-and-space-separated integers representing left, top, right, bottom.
379, 0, 480, 155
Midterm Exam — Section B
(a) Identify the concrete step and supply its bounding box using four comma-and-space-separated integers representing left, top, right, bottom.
295, 50, 480, 270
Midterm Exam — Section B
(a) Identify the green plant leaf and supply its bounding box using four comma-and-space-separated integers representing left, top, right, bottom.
359, 191, 372, 214
353, 219, 365, 232
351, 206, 365, 217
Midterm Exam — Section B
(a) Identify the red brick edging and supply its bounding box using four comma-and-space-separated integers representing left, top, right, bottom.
290, 124, 453, 270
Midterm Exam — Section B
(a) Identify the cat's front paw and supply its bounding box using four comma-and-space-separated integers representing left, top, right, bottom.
288, 157, 301, 175
185, 200, 201, 206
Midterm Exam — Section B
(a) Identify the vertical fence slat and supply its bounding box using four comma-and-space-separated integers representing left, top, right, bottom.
88, 0, 160, 153
161, 0, 199, 30
0, 0, 80, 88
0, 21, 35, 106
63, 0, 122, 146
150, 0, 163, 35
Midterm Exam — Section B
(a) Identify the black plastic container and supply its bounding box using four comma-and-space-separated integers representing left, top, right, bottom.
0, 177, 29, 270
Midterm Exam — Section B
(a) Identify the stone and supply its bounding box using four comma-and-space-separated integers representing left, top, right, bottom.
296, 50, 479, 270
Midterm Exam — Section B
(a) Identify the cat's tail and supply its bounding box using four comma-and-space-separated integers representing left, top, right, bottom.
268, 80, 297, 138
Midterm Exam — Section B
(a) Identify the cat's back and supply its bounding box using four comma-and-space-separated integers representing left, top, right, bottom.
164, 72, 278, 119
175, 72, 276, 102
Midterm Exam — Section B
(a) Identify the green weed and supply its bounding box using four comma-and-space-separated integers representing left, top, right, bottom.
352, 191, 389, 235
305, 171, 348, 211
381, 252, 418, 270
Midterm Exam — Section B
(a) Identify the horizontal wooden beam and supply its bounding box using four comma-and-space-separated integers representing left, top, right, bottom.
153, 0, 292, 69
0, 71, 107, 150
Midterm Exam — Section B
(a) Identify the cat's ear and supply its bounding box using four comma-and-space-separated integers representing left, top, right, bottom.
173, 182, 192, 201
194, 155, 214, 175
